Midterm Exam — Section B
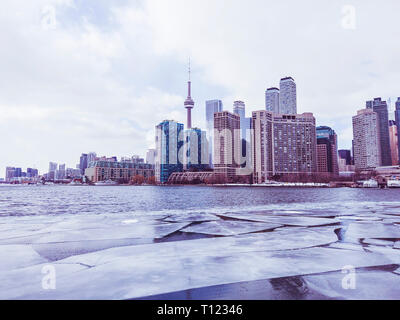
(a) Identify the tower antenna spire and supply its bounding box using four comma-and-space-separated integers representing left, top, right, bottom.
188, 57, 191, 82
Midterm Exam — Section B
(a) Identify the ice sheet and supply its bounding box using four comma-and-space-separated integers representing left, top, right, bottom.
181, 220, 282, 236
218, 213, 339, 227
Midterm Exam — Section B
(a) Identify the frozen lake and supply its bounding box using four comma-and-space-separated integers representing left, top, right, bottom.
1, 185, 400, 299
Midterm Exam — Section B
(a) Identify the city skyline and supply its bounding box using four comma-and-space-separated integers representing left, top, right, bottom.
1, 1, 400, 178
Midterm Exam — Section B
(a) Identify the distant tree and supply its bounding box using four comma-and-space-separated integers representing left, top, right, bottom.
131, 175, 145, 185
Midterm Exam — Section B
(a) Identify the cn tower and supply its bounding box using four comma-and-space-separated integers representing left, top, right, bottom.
184, 60, 194, 129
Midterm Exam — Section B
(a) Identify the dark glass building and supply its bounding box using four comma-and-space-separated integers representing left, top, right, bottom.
79, 153, 88, 175
155, 120, 184, 183
366, 98, 392, 166
316, 126, 339, 175
338, 150, 352, 166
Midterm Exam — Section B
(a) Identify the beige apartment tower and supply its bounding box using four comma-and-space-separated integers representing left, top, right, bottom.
352, 108, 381, 170
252, 111, 317, 183
213, 111, 241, 181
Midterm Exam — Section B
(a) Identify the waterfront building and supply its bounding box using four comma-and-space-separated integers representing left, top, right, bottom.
265, 87, 280, 113
183, 128, 209, 172
146, 149, 156, 165
233, 101, 252, 172
279, 77, 297, 114
395, 98, 400, 163
85, 160, 154, 183
205, 100, 223, 168
389, 120, 399, 165
5, 167, 15, 182
26, 168, 38, 178
316, 126, 339, 175
252, 111, 317, 183
87, 152, 97, 166
155, 120, 184, 183
338, 150, 352, 166
352, 108, 381, 170
66, 168, 81, 178
366, 98, 391, 166
79, 154, 88, 175
213, 111, 241, 181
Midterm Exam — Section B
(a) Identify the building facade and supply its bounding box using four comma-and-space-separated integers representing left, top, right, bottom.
395, 98, 400, 163
213, 111, 241, 181
233, 101, 252, 172
155, 120, 184, 183
316, 126, 339, 175
252, 111, 317, 183
366, 98, 391, 166
79, 154, 88, 175
183, 128, 209, 171
352, 108, 381, 170
389, 120, 399, 165
205, 100, 223, 168
146, 149, 156, 165
85, 160, 154, 183
265, 87, 280, 113
279, 77, 297, 114
338, 150, 352, 165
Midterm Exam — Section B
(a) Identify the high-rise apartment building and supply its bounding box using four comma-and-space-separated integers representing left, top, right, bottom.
279, 77, 297, 114
205, 100, 223, 168
79, 154, 88, 175
352, 108, 381, 170
87, 152, 97, 166
395, 98, 400, 163
366, 98, 391, 166
155, 120, 184, 183
5, 167, 15, 182
233, 101, 252, 171
389, 120, 399, 165
316, 126, 339, 175
265, 87, 280, 113
146, 149, 156, 165
252, 111, 317, 183
213, 111, 241, 181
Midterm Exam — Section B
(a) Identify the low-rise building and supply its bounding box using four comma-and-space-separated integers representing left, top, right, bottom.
85, 160, 154, 183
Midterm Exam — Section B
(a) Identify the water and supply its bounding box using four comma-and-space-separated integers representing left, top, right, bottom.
1, 185, 400, 300
0, 184, 399, 217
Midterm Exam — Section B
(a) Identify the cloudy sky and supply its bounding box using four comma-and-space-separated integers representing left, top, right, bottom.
1, 0, 399, 177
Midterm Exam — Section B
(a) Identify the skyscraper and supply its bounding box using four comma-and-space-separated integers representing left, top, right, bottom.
366, 98, 391, 166
316, 126, 339, 175
205, 100, 223, 168
183, 128, 209, 172
5, 167, 15, 182
265, 87, 280, 113
233, 101, 252, 171
184, 64, 194, 129
395, 97, 400, 163
155, 120, 184, 183
252, 111, 317, 183
389, 120, 399, 165
213, 111, 241, 181
233, 101, 245, 118
146, 149, 156, 165
79, 153, 88, 175
87, 152, 97, 166
338, 150, 352, 166
352, 108, 381, 170
279, 77, 297, 114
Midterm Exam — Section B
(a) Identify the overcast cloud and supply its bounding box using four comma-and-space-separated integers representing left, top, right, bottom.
0, 0, 399, 177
